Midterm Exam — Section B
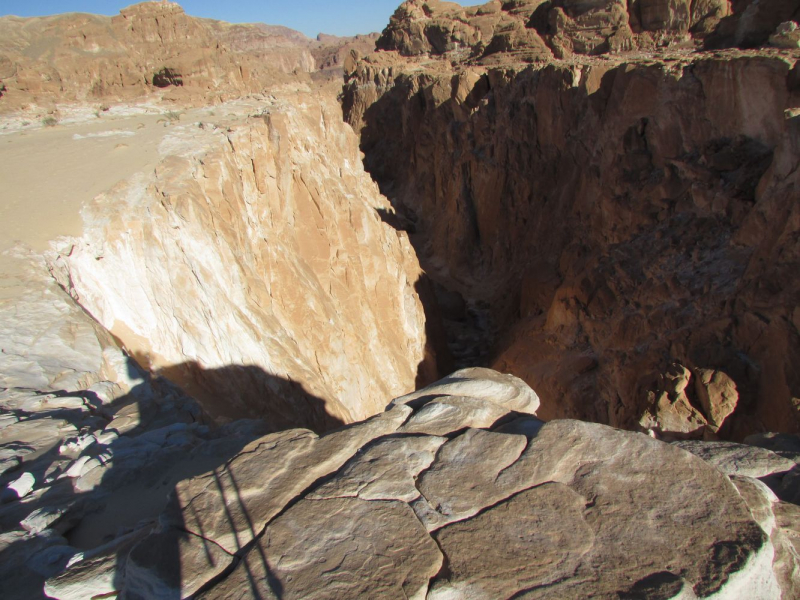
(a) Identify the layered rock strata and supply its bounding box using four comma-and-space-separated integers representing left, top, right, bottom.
0, 2, 306, 111
374, 0, 799, 62
48, 91, 436, 431
344, 2, 800, 440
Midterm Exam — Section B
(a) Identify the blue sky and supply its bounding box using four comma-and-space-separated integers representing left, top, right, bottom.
0, 1, 476, 38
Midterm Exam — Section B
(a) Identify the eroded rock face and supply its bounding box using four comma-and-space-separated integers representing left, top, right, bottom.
371, 0, 776, 63
0, 2, 308, 110
105, 371, 793, 599
49, 92, 435, 431
344, 45, 800, 441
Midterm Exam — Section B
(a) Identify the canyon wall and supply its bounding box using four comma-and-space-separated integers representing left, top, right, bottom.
1, 3, 799, 598
344, 2, 800, 440
49, 92, 436, 432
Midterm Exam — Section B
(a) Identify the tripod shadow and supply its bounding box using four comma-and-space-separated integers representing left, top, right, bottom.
0, 355, 341, 599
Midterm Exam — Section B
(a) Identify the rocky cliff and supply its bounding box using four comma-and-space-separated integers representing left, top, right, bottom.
373, 0, 799, 60
0, 2, 291, 109
1, 1, 799, 598
343, 0, 800, 442
44, 91, 437, 431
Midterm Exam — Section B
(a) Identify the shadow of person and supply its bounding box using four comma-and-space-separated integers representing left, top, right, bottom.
0, 354, 341, 599
154, 361, 345, 434
101, 359, 342, 598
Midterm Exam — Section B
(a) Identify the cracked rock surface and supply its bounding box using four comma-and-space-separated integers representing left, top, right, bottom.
103, 372, 795, 599
2, 291, 798, 600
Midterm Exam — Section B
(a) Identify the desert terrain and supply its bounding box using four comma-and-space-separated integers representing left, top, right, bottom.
0, 0, 799, 598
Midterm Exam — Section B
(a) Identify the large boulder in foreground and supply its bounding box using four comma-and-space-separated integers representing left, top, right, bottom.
103, 369, 795, 599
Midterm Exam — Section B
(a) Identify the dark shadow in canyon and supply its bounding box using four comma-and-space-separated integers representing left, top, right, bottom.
412, 273, 455, 388
376, 205, 493, 389
351, 59, 800, 442
0, 355, 340, 598
373, 207, 455, 388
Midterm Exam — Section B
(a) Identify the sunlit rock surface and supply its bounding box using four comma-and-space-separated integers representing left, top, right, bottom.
0, 1, 799, 599
0, 1, 378, 116
49, 91, 435, 431
5, 369, 787, 600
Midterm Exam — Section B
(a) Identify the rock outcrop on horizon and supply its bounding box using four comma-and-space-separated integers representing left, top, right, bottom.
344, 0, 800, 441
0, 1, 378, 114
312, 32, 380, 76
374, 0, 798, 62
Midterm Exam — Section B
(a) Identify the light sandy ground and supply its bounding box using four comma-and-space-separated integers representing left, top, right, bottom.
0, 112, 186, 255
0, 101, 268, 299
0, 110, 182, 303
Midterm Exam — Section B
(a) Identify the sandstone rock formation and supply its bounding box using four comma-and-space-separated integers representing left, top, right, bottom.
1, 1, 800, 598
343, 1, 800, 441
0, 1, 379, 116
3, 368, 795, 599
312, 32, 380, 76
0, 2, 286, 110
373, 0, 738, 63
44, 91, 437, 431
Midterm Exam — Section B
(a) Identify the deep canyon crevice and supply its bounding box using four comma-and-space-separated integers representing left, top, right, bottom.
1, 1, 799, 598
344, 50, 800, 440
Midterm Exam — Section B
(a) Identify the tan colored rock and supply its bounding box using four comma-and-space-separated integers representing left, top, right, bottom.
310, 33, 379, 75
770, 21, 800, 49
429, 483, 593, 599
0, 2, 313, 112
732, 476, 800, 600
398, 395, 512, 435
415, 428, 527, 529
639, 0, 691, 32
308, 434, 446, 502
52, 93, 433, 431
10, 370, 787, 599
732, 475, 779, 534
124, 529, 232, 600
492, 420, 778, 597
675, 440, 797, 478
689, 0, 731, 36
199, 497, 443, 600
694, 367, 739, 432
44, 527, 150, 600
639, 364, 709, 439
772, 501, 800, 599
160, 405, 410, 556
0, 255, 103, 392
391, 367, 540, 414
